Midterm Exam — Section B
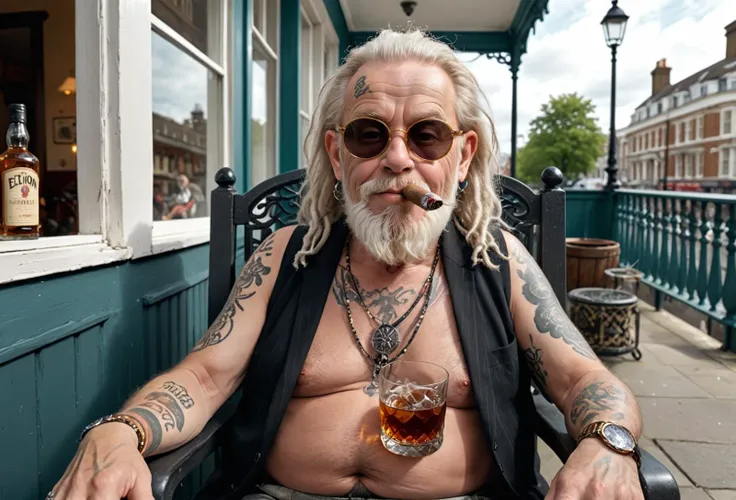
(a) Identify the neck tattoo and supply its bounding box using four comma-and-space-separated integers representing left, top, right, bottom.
342, 234, 441, 396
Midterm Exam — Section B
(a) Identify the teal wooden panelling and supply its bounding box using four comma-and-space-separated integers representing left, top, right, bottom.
565, 189, 614, 239
322, 0, 350, 63
279, 0, 301, 174
0, 244, 211, 498
233, 0, 253, 192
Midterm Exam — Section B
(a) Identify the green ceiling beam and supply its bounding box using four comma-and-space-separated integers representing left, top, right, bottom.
349, 31, 510, 54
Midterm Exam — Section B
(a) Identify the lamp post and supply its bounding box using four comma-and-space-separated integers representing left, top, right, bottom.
601, 1, 629, 190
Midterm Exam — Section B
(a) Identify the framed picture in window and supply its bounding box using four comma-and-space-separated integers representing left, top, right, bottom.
52, 116, 76, 144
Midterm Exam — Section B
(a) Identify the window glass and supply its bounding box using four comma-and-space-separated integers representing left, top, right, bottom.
151, 0, 215, 58
151, 31, 211, 221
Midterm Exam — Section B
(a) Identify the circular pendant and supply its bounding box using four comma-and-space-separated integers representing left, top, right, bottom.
371, 324, 400, 355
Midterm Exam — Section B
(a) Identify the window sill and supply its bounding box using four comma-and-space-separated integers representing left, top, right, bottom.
0, 235, 131, 285
146, 218, 210, 257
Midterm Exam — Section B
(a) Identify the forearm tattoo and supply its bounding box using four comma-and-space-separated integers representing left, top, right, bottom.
570, 381, 627, 427
124, 382, 194, 454
523, 334, 548, 387
511, 243, 597, 360
193, 233, 275, 351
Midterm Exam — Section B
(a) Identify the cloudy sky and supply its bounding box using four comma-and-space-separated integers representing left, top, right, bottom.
464, 0, 736, 155
152, 0, 736, 152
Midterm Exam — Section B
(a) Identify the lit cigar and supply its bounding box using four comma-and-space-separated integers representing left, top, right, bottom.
401, 184, 443, 211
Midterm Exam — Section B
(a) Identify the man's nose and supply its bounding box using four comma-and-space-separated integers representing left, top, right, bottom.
381, 133, 414, 174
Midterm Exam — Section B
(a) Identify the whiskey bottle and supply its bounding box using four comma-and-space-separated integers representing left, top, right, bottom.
0, 103, 40, 239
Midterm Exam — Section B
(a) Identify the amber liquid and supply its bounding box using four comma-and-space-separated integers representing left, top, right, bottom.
379, 399, 446, 445
0, 146, 41, 238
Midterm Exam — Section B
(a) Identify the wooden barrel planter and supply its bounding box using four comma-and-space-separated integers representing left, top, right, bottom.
566, 238, 621, 292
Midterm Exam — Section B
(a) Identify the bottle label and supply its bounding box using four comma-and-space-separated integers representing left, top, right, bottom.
3, 167, 39, 226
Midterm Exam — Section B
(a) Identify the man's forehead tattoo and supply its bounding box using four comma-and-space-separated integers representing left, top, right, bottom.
353, 75, 371, 98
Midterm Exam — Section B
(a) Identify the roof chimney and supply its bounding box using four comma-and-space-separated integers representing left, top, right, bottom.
651, 58, 671, 96
727, 20, 736, 58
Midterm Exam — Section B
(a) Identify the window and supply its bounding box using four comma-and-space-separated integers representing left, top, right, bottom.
685, 154, 693, 178
697, 116, 704, 139
721, 148, 731, 177
685, 120, 692, 142
298, 1, 339, 169
696, 153, 703, 178
149, 0, 231, 248
719, 78, 728, 92
251, 1, 278, 187
723, 109, 733, 135
675, 155, 682, 178
701, 85, 708, 97
0, 0, 237, 284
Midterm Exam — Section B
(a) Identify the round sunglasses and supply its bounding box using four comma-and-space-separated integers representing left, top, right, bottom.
335, 117, 464, 161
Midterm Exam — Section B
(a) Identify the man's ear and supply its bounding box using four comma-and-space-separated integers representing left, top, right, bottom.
325, 130, 342, 181
457, 131, 478, 183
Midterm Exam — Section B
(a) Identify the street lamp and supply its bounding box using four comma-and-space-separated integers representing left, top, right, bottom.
601, 0, 629, 190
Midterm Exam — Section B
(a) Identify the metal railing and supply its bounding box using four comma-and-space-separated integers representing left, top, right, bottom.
614, 189, 736, 350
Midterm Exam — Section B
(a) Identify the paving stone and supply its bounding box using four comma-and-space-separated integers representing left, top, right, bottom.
680, 487, 715, 500
638, 398, 736, 444
640, 318, 694, 346
707, 490, 736, 500
537, 439, 563, 483
639, 437, 693, 488
607, 363, 712, 398
657, 441, 736, 489
646, 344, 726, 368
674, 366, 736, 399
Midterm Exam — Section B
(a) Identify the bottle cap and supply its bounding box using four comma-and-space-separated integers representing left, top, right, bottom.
9, 104, 27, 124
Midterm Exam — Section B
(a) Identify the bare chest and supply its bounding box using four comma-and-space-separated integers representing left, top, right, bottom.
293, 268, 477, 409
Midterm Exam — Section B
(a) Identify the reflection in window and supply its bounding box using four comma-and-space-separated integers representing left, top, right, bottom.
151, 31, 210, 221
151, 0, 210, 56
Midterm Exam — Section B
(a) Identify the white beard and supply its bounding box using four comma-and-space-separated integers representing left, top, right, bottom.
342, 177, 458, 266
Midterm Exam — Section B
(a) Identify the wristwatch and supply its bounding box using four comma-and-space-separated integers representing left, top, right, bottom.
80, 413, 147, 454
577, 421, 641, 468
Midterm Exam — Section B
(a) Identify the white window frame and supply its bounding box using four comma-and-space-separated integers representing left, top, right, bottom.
675, 155, 682, 178
696, 152, 704, 178
721, 147, 734, 177
723, 108, 733, 136
0, 0, 233, 284
684, 154, 693, 178
697, 115, 704, 139
298, 0, 339, 167
251, 2, 279, 187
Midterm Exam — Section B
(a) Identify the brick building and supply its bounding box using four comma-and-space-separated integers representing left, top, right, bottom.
617, 20, 736, 192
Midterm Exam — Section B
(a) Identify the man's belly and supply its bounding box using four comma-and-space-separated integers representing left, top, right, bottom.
265, 388, 493, 499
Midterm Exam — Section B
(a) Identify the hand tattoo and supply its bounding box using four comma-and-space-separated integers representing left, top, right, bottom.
193, 233, 275, 351
353, 75, 371, 98
523, 335, 547, 387
570, 381, 627, 427
511, 243, 597, 360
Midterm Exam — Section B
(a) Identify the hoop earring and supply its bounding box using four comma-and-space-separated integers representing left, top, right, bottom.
333, 181, 343, 201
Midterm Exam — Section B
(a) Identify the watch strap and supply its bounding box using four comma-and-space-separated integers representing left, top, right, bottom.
80, 413, 147, 454
577, 421, 641, 468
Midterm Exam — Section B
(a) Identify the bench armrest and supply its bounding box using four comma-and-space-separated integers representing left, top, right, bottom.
147, 401, 236, 500
533, 391, 680, 500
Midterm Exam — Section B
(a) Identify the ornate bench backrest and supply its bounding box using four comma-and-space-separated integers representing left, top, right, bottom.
207, 167, 565, 323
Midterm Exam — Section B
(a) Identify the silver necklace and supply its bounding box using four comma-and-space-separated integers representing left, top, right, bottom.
343, 235, 441, 395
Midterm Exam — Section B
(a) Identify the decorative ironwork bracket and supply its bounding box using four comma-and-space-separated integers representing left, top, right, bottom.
484, 52, 512, 67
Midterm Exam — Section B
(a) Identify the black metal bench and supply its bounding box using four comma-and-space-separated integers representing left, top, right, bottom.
146, 167, 680, 500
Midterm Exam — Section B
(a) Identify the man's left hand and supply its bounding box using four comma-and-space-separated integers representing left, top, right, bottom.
545, 438, 644, 500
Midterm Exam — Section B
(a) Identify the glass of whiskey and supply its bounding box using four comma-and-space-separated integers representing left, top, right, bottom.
378, 360, 449, 457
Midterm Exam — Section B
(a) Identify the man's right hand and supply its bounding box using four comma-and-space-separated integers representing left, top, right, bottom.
50, 423, 154, 500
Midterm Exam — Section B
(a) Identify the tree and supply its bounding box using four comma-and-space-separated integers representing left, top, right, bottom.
517, 93, 607, 184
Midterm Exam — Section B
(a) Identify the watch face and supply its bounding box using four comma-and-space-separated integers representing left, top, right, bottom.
602, 424, 635, 452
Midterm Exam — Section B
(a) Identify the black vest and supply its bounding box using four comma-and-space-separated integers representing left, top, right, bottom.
201, 220, 548, 500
